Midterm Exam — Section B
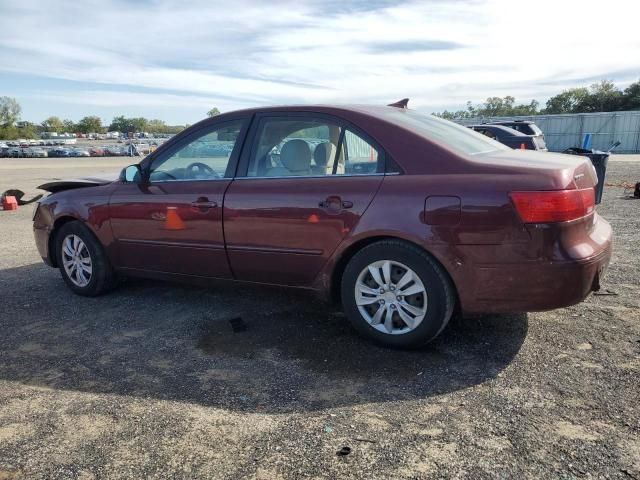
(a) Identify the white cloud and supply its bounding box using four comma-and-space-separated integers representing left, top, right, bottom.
0, 0, 639, 121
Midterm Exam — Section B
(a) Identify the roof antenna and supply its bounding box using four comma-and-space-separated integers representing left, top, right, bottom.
387, 98, 409, 109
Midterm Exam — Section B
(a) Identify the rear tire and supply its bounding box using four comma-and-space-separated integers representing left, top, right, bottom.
54, 221, 116, 296
341, 240, 455, 349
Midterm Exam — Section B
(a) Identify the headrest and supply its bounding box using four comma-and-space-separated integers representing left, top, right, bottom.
313, 142, 331, 167
280, 139, 311, 172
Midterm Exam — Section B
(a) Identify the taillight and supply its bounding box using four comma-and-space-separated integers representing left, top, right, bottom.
510, 188, 595, 223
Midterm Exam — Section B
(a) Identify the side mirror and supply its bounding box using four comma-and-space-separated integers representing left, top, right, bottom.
120, 164, 142, 183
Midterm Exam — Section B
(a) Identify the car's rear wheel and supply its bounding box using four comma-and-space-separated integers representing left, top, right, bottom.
54, 221, 116, 296
341, 240, 455, 348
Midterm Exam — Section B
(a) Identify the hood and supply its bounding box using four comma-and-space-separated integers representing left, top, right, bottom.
38, 174, 118, 193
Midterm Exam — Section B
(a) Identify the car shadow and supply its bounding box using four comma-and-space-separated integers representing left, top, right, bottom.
0, 263, 528, 413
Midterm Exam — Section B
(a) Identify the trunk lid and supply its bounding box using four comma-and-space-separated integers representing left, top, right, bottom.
473, 149, 597, 190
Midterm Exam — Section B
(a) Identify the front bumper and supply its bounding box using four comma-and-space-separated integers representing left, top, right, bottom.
33, 204, 55, 267
34, 223, 53, 266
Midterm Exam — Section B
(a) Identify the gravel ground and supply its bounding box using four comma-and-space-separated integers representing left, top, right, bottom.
0, 156, 638, 479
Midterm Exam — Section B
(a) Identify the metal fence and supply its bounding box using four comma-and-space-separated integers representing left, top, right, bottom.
457, 110, 640, 153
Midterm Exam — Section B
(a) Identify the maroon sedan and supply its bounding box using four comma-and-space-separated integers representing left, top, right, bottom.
33, 102, 612, 348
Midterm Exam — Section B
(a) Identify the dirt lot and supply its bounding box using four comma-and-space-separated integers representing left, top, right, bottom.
0, 156, 638, 479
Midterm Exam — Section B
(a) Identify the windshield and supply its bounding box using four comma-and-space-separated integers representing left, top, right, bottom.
385, 109, 509, 155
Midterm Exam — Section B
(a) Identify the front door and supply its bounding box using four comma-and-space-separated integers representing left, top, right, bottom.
223, 114, 385, 286
109, 118, 248, 278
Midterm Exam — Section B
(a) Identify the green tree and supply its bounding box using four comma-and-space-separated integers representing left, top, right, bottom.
585, 80, 623, 112
0, 97, 27, 139
76, 116, 103, 134
146, 119, 166, 133
543, 88, 590, 114
621, 79, 640, 110
0, 97, 21, 126
511, 99, 539, 116
17, 121, 37, 139
108, 115, 128, 132
108, 116, 147, 133
207, 107, 220, 117
129, 117, 148, 132
62, 119, 76, 133
41, 116, 64, 133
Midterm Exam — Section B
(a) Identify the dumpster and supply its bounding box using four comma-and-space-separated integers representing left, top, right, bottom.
563, 145, 616, 205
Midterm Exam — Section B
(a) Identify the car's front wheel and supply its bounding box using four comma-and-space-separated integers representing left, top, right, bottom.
54, 221, 116, 296
341, 240, 455, 348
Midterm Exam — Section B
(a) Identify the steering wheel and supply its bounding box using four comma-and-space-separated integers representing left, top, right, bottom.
186, 162, 219, 179
150, 170, 178, 181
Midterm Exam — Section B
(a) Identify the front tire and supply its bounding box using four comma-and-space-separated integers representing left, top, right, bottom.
54, 221, 116, 296
341, 240, 455, 349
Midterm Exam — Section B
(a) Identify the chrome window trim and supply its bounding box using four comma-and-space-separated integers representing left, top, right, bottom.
147, 172, 401, 184
234, 172, 399, 181
148, 176, 231, 184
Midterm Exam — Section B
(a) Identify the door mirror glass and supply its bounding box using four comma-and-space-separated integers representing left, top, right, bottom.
121, 164, 142, 183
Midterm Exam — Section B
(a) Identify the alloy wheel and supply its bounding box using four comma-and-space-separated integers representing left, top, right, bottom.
354, 260, 428, 335
61, 234, 93, 287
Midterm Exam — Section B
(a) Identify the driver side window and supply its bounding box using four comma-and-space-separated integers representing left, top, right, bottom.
149, 121, 243, 182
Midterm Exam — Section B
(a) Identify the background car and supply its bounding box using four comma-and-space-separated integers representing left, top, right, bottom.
30, 148, 48, 158
49, 148, 71, 157
486, 120, 547, 149
33, 103, 611, 348
69, 148, 91, 157
468, 124, 547, 150
89, 147, 104, 157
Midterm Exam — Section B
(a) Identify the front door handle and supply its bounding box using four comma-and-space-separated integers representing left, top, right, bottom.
191, 197, 218, 211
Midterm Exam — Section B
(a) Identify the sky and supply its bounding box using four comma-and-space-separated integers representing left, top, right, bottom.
0, 0, 639, 125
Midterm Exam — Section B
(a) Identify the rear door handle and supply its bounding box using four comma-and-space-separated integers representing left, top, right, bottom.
319, 196, 352, 210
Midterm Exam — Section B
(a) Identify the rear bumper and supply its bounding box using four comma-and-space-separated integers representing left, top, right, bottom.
464, 247, 611, 314
456, 216, 613, 314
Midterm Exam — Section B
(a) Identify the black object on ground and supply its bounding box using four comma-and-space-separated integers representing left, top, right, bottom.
229, 317, 247, 333
563, 148, 610, 205
564, 141, 620, 205
1, 189, 43, 205
353, 437, 377, 443
336, 447, 351, 456
634, 182, 640, 198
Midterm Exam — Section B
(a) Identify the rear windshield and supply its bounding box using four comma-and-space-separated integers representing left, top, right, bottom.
500, 122, 543, 136
528, 123, 543, 135
385, 109, 509, 156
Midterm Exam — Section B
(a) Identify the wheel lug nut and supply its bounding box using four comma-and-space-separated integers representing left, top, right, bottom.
379, 288, 385, 294
379, 299, 385, 305
390, 285, 395, 291
390, 304, 396, 310
396, 296, 402, 301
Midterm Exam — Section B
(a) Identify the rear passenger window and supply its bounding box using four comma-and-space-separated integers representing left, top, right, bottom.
338, 129, 382, 175
245, 117, 386, 177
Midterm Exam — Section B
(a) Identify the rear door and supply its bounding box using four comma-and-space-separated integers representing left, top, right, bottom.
223, 113, 386, 286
